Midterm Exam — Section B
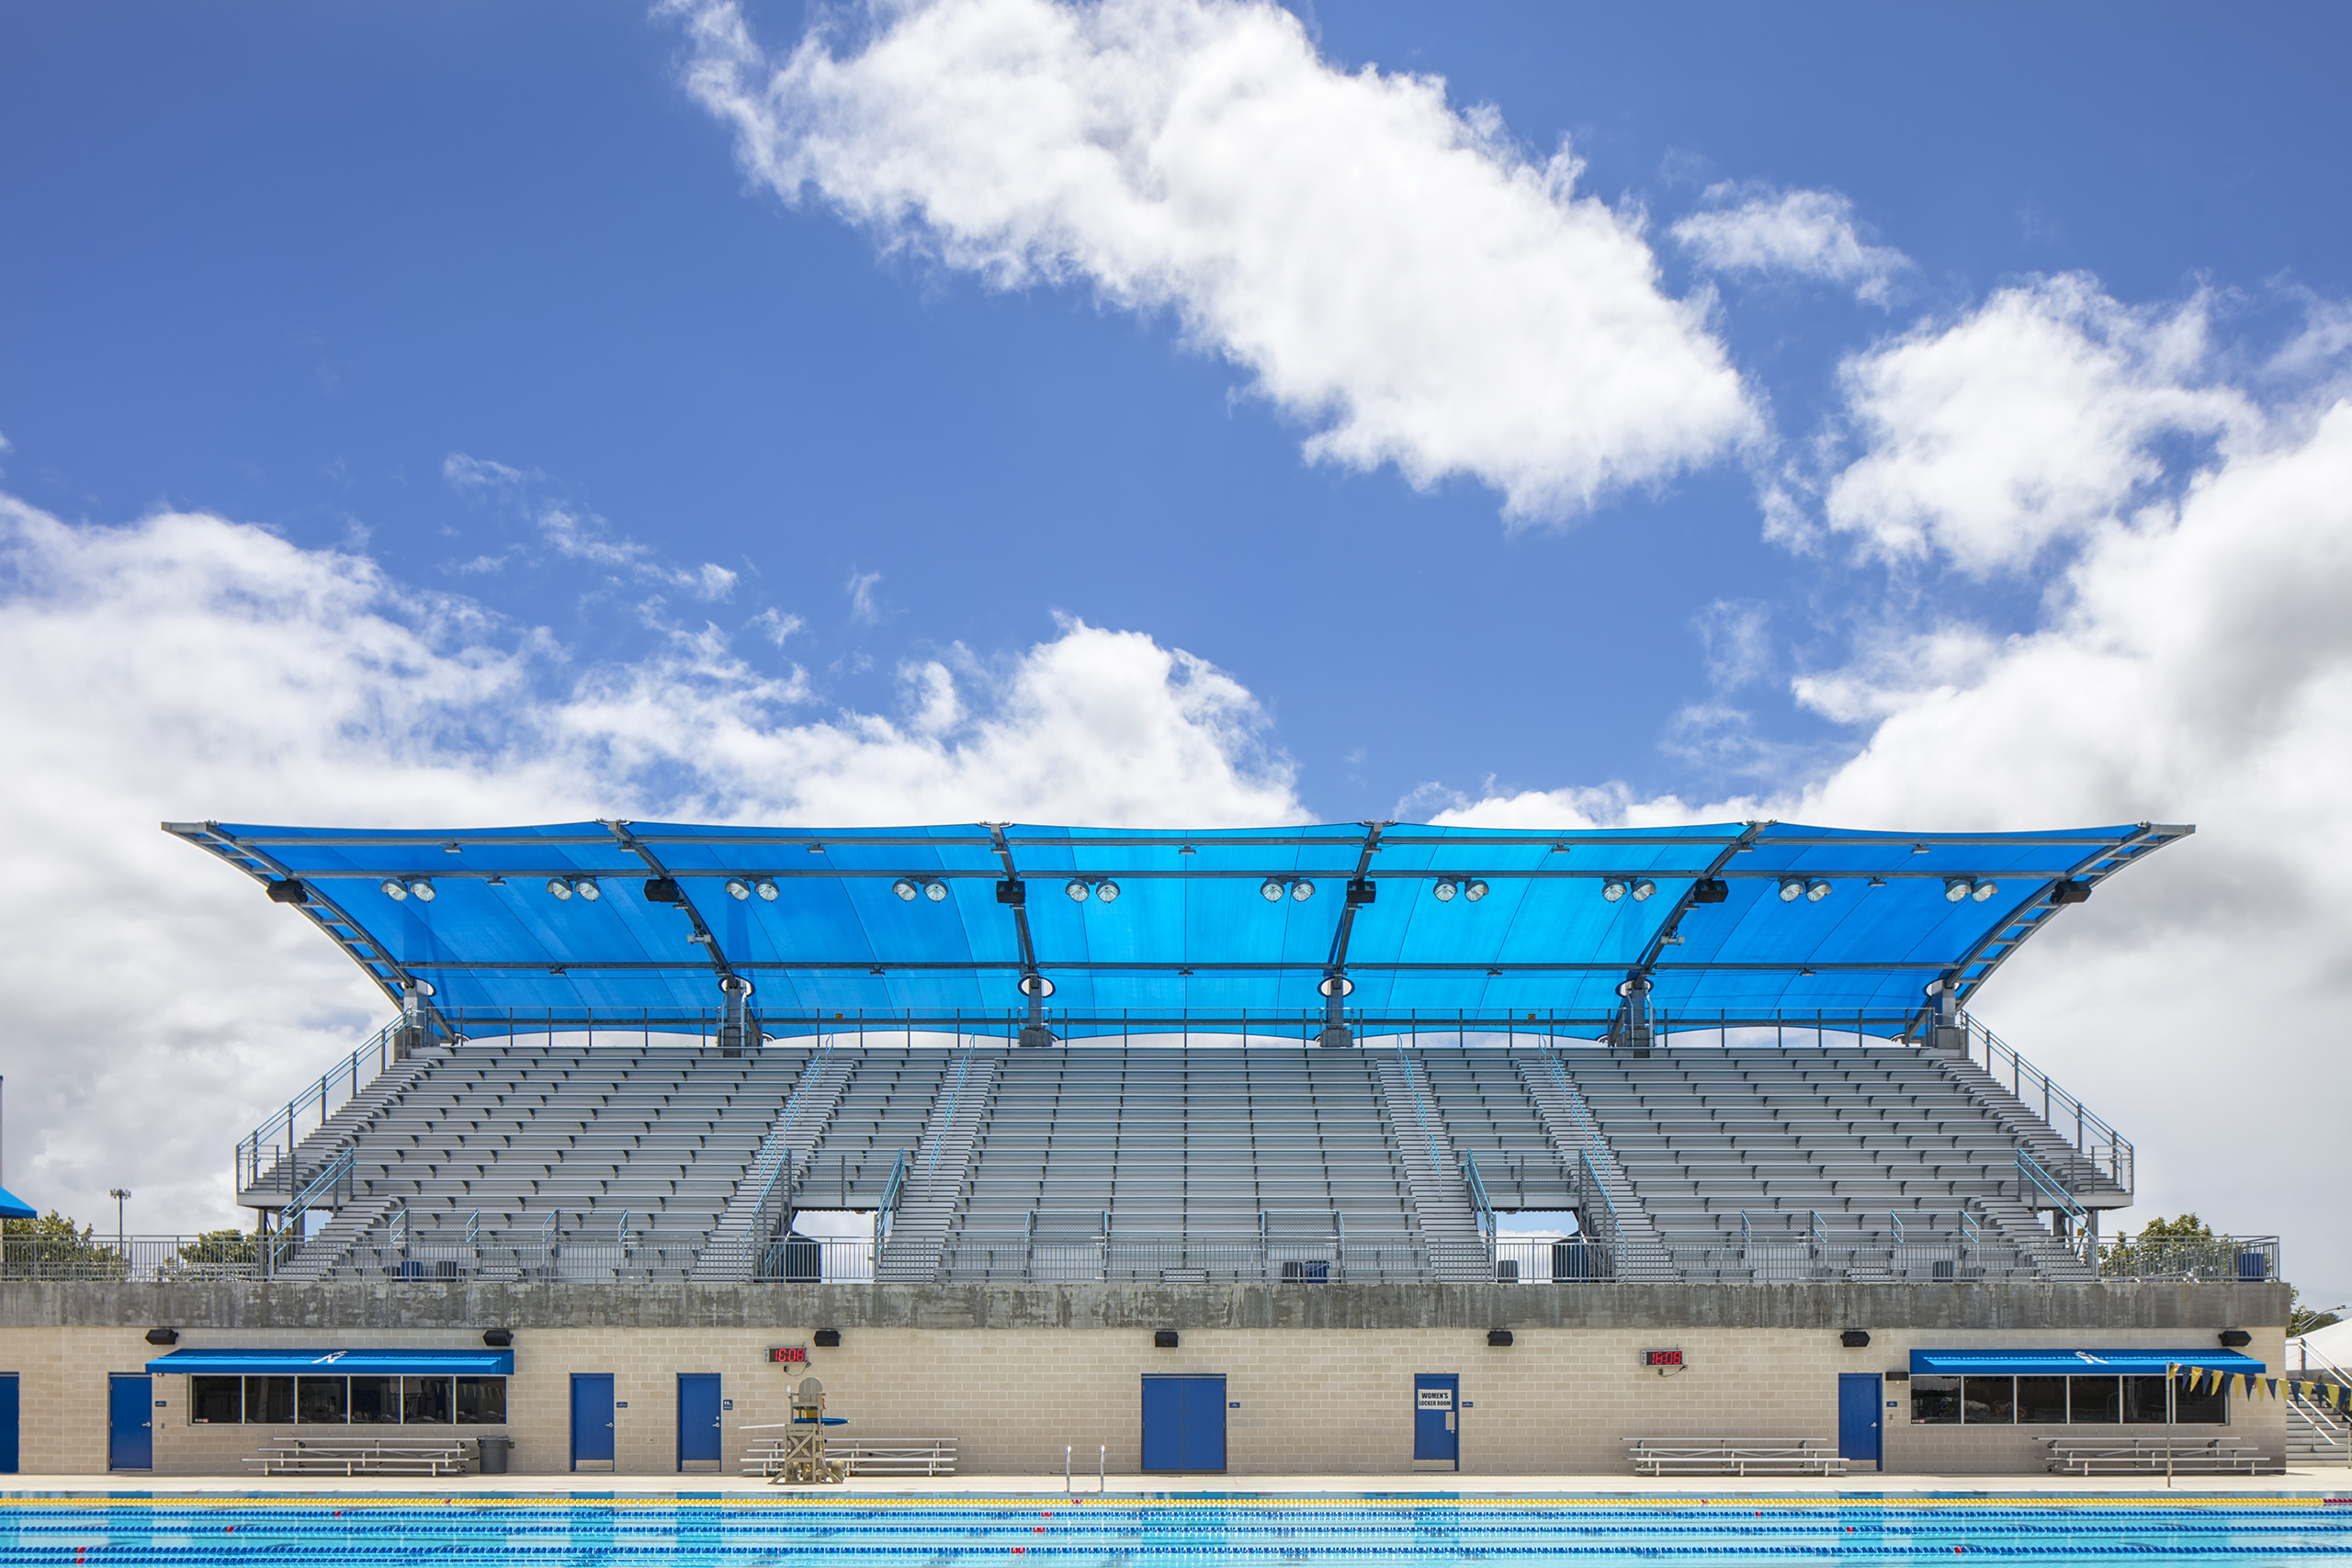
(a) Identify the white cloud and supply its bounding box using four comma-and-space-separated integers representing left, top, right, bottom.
1817, 275, 2257, 574
1694, 597, 1772, 692
669, 0, 1756, 520
444, 451, 740, 602
751, 607, 807, 645
1435, 285, 2352, 1299
1672, 184, 1910, 306
844, 567, 883, 624
0, 491, 1299, 1235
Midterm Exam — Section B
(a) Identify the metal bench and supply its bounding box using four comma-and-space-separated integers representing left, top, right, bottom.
1625, 1438, 1848, 1476
244, 1437, 477, 1475
2045, 1438, 2269, 1475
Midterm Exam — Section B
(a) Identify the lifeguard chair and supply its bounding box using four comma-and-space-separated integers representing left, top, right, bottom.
778, 1375, 846, 1484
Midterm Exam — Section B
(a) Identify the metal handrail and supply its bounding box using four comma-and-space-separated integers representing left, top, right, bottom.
265, 1145, 355, 1274
1962, 1012, 2132, 1194
238, 1017, 404, 1196
1391, 1043, 1447, 1179
925, 1047, 979, 1181
2015, 1149, 2089, 1225
734, 1036, 838, 1270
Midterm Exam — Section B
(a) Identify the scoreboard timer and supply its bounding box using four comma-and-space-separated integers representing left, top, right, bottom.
1642, 1348, 1683, 1368
769, 1346, 808, 1364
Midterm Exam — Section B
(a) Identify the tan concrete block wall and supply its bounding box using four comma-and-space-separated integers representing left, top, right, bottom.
0, 1321, 2290, 1478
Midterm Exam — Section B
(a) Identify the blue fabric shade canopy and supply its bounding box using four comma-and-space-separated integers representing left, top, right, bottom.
168, 818, 2187, 1037
144, 1348, 512, 1377
1910, 1348, 2266, 1377
0, 1185, 36, 1222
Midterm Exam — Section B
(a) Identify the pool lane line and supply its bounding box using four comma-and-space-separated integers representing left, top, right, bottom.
0, 1494, 2336, 1513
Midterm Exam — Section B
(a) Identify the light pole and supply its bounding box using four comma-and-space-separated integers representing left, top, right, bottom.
108, 1188, 130, 1261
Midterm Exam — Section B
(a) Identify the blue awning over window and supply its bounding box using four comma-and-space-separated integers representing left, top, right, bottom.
1910, 1348, 2267, 1376
145, 1348, 512, 1377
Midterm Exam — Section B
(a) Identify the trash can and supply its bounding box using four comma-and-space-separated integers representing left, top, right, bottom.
479, 1435, 511, 1474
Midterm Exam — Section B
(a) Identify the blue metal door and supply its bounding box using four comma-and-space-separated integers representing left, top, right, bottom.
1414, 1374, 1459, 1468
1139, 1375, 1227, 1472
571, 1373, 616, 1469
107, 1374, 153, 1471
676, 1374, 721, 1468
1838, 1373, 1882, 1470
0, 1375, 17, 1472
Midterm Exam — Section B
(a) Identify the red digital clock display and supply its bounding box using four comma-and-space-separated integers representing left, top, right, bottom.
1643, 1349, 1684, 1367
770, 1346, 808, 1364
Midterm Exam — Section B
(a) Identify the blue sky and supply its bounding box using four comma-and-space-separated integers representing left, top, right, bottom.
3, 2, 2337, 813
2, 1, 2349, 1292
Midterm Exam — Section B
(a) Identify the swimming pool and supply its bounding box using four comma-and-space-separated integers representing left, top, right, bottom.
1, 1495, 2346, 1564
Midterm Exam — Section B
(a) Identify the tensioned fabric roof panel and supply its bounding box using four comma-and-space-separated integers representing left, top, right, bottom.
144, 1348, 514, 1376
1908, 1348, 2264, 1377
166, 818, 2188, 1034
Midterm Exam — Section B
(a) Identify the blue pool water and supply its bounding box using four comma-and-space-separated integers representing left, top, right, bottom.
1, 1495, 2347, 1565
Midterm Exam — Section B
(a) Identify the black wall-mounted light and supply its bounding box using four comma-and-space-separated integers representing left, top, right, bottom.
482, 1327, 514, 1348
1154, 1329, 1179, 1348
1840, 1329, 1871, 1348
2218, 1329, 2252, 1348
814, 1328, 842, 1348
1487, 1329, 1514, 1348
144, 1327, 179, 1346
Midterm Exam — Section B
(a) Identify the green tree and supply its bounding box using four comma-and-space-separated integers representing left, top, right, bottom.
2287, 1289, 2342, 1337
165, 1227, 260, 1276
2099, 1213, 2220, 1279
0, 1211, 127, 1280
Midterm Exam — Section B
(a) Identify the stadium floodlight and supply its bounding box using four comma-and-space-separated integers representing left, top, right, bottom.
726, 878, 752, 901
1805, 879, 1831, 902
923, 880, 948, 902
1971, 879, 1997, 902
381, 878, 408, 901
1432, 878, 1458, 902
1261, 878, 1285, 902
754, 879, 777, 901
547, 877, 573, 901
1629, 878, 1655, 902
575, 878, 600, 902
1944, 877, 1972, 903
1095, 879, 1120, 903
1463, 878, 1488, 902
408, 878, 435, 902
1067, 878, 1091, 902
892, 878, 919, 902
1778, 878, 1804, 903
1291, 878, 1315, 901
1601, 879, 1627, 902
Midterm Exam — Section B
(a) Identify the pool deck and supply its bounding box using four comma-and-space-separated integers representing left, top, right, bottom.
3, 1467, 2348, 1500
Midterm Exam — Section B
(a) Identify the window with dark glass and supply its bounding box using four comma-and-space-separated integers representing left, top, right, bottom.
190, 1377, 242, 1424
2069, 1376, 2120, 1423
296, 1375, 347, 1424
246, 1376, 294, 1424
1910, 1375, 1960, 1424
348, 1375, 400, 1424
455, 1376, 506, 1425
2175, 1379, 2227, 1425
2122, 1375, 2174, 1424
1962, 1376, 2015, 1424
2016, 1376, 2067, 1424
404, 1377, 454, 1425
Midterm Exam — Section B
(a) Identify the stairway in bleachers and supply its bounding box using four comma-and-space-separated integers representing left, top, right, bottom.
1369, 1053, 1491, 1282
1513, 1055, 1680, 1281
691, 1044, 860, 1280
876, 1047, 1002, 1281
